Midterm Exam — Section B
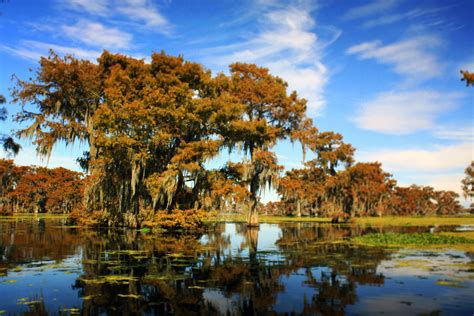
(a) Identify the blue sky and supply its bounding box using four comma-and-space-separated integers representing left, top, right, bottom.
0, 0, 473, 203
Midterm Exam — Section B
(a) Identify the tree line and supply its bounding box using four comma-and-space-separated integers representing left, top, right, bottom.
0, 159, 83, 214
274, 161, 464, 220
0, 51, 471, 226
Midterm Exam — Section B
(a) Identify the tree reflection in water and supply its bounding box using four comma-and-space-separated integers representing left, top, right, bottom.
71, 223, 399, 315
0, 219, 446, 315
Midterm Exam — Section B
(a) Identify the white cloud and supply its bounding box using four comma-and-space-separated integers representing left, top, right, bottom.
0, 40, 101, 62
422, 173, 466, 195
65, 0, 109, 16
117, 0, 170, 31
203, 5, 337, 115
343, 0, 399, 20
353, 90, 463, 134
357, 142, 472, 173
347, 36, 443, 81
62, 20, 132, 49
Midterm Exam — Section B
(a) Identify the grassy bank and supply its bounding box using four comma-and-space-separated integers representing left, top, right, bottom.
354, 216, 474, 226
0, 213, 69, 221
213, 214, 474, 226
212, 214, 332, 223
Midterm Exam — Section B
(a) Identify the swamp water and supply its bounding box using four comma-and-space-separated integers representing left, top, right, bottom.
0, 218, 473, 315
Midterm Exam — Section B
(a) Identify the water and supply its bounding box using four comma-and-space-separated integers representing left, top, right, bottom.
0, 218, 473, 315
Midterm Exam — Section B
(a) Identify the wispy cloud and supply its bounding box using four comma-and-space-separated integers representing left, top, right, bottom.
62, 0, 171, 33
117, 0, 170, 31
62, 20, 133, 49
353, 90, 464, 134
0, 40, 101, 62
433, 125, 474, 142
343, 0, 399, 20
202, 3, 339, 115
347, 35, 443, 82
361, 10, 414, 28
361, 6, 449, 28
65, 0, 109, 16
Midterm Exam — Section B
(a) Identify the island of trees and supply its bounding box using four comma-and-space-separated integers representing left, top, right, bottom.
0, 51, 471, 229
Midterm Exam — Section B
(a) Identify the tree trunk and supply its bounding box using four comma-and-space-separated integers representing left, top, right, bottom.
246, 199, 259, 226
296, 200, 301, 217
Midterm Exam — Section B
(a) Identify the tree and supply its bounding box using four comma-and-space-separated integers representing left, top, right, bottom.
223, 63, 307, 225
462, 161, 474, 211
12, 52, 309, 227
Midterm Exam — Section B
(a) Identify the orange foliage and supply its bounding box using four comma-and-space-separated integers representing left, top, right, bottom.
0, 159, 83, 214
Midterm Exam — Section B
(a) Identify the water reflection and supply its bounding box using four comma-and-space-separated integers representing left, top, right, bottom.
0, 219, 473, 315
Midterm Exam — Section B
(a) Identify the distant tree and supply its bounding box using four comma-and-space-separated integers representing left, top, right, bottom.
434, 190, 462, 215
0, 94, 21, 155
333, 162, 396, 217
462, 161, 474, 211
278, 162, 327, 217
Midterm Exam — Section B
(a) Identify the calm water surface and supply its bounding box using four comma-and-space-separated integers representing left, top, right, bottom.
0, 218, 473, 315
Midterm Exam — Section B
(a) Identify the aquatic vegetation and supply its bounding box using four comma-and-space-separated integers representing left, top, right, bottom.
392, 259, 434, 271
117, 293, 142, 299
60, 308, 80, 314
77, 275, 137, 285
353, 232, 474, 247
1, 279, 17, 284
436, 279, 467, 288
16, 298, 43, 305
187, 285, 205, 290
